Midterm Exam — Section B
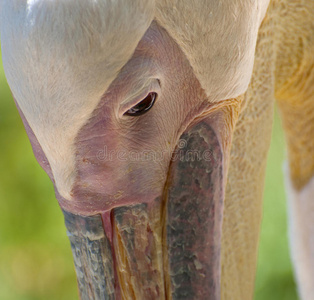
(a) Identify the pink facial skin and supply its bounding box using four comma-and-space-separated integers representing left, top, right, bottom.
58, 21, 214, 215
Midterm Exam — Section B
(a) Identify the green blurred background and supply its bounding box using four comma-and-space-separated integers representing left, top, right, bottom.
0, 47, 298, 299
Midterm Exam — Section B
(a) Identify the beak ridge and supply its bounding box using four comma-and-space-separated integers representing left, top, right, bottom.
64, 210, 115, 300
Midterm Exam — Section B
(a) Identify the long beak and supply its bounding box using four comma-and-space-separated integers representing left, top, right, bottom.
63, 114, 226, 300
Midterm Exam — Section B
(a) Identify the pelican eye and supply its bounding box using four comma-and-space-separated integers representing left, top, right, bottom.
124, 92, 157, 116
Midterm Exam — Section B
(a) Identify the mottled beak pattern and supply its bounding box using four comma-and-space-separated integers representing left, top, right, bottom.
63, 117, 225, 300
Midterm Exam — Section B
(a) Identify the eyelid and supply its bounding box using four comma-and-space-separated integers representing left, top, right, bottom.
119, 78, 161, 117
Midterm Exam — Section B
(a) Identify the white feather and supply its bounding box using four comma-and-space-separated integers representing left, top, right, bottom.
286, 167, 314, 300
1, 0, 270, 199
1, 0, 155, 198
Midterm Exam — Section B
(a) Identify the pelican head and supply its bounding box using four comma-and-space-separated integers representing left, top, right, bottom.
1, 0, 270, 299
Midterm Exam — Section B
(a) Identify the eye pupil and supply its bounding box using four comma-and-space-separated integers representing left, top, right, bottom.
124, 92, 157, 116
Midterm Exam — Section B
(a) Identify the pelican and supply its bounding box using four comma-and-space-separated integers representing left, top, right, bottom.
1, 0, 313, 299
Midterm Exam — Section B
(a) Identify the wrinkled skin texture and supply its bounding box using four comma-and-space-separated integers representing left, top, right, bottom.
222, 1, 314, 299
67, 22, 214, 213
274, 1, 314, 298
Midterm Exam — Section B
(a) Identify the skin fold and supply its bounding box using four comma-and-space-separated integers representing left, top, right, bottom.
274, 1, 314, 298
221, 1, 314, 299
